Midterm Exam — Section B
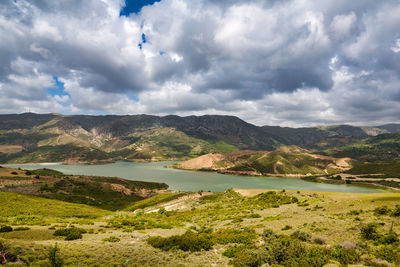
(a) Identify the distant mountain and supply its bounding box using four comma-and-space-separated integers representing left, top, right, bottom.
377, 124, 400, 133
0, 113, 399, 163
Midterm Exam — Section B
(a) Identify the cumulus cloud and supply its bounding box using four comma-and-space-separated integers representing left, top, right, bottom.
0, 0, 399, 126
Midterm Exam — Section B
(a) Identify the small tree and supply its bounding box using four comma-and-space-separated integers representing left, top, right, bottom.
48, 244, 63, 267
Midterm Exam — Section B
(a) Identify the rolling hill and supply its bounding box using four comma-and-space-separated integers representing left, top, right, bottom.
0, 113, 399, 163
174, 146, 351, 176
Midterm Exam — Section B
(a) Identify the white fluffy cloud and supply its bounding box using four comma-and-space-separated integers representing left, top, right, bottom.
0, 0, 399, 126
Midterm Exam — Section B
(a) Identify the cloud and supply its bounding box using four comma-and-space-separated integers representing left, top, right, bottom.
0, 0, 399, 126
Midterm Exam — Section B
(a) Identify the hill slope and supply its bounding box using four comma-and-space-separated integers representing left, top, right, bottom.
174, 146, 351, 176
0, 113, 399, 163
0, 166, 168, 210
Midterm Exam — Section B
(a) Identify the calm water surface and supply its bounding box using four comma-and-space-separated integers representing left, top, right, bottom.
7, 161, 381, 193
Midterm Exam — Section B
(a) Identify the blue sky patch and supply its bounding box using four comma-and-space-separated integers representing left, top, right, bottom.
120, 0, 161, 16
47, 76, 69, 97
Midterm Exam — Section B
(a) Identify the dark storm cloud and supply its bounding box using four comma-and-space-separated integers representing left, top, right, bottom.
0, 0, 399, 125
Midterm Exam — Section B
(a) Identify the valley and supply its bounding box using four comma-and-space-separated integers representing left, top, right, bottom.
1, 113, 400, 266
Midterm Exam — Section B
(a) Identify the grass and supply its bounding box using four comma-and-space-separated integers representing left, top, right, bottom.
347, 161, 400, 177
1, 189, 399, 266
0, 228, 60, 241
1, 167, 169, 211
0, 192, 110, 225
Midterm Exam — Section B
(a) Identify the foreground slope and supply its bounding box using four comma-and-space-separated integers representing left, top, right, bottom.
0, 189, 399, 266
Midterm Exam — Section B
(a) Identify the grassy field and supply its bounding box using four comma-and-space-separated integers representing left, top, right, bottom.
0, 189, 399, 266
0, 192, 110, 225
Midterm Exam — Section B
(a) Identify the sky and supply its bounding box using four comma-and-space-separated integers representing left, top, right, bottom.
0, 0, 399, 127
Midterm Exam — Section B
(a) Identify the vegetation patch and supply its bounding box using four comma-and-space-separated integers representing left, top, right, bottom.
54, 227, 86, 241
147, 228, 257, 252
102, 236, 120, 242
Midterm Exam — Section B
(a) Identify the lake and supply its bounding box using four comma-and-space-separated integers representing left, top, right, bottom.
7, 161, 381, 193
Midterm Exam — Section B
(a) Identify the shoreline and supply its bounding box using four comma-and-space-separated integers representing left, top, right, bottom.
1, 161, 394, 193
2, 162, 64, 166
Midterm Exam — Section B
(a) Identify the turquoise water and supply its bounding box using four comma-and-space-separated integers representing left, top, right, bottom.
7, 161, 381, 193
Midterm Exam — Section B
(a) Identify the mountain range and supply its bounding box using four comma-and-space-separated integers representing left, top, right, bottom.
0, 113, 399, 163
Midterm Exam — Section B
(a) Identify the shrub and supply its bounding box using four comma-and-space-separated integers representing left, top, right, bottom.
229, 248, 264, 267
379, 232, 399, 245
312, 236, 326, 244
392, 205, 400, 217
290, 230, 311, 241
361, 223, 380, 240
0, 225, 13, 232
374, 206, 391, 215
331, 246, 360, 265
281, 225, 292, 231
349, 209, 362, 215
158, 207, 166, 215
14, 227, 30, 231
374, 245, 400, 264
263, 228, 276, 238
147, 231, 214, 252
102, 236, 120, 242
53, 227, 85, 241
248, 213, 262, 218
223, 245, 249, 258
64, 231, 82, 241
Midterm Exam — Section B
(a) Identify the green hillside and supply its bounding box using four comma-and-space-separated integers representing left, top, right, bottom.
0, 190, 399, 266
0, 167, 168, 210
175, 146, 349, 176
1, 113, 398, 163
327, 132, 400, 161
0, 192, 110, 225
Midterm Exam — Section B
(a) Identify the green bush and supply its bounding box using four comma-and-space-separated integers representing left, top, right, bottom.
147, 231, 214, 252
64, 231, 82, 241
5, 251, 17, 262
229, 248, 264, 267
225, 229, 362, 267
223, 245, 249, 258
361, 223, 380, 240
212, 228, 256, 245
379, 232, 399, 245
0, 225, 13, 232
53, 227, 85, 241
374, 206, 391, 215
158, 207, 166, 215
102, 236, 120, 242
374, 245, 400, 264
392, 205, 400, 217
290, 230, 311, 241
14, 226, 30, 231
330, 246, 360, 265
